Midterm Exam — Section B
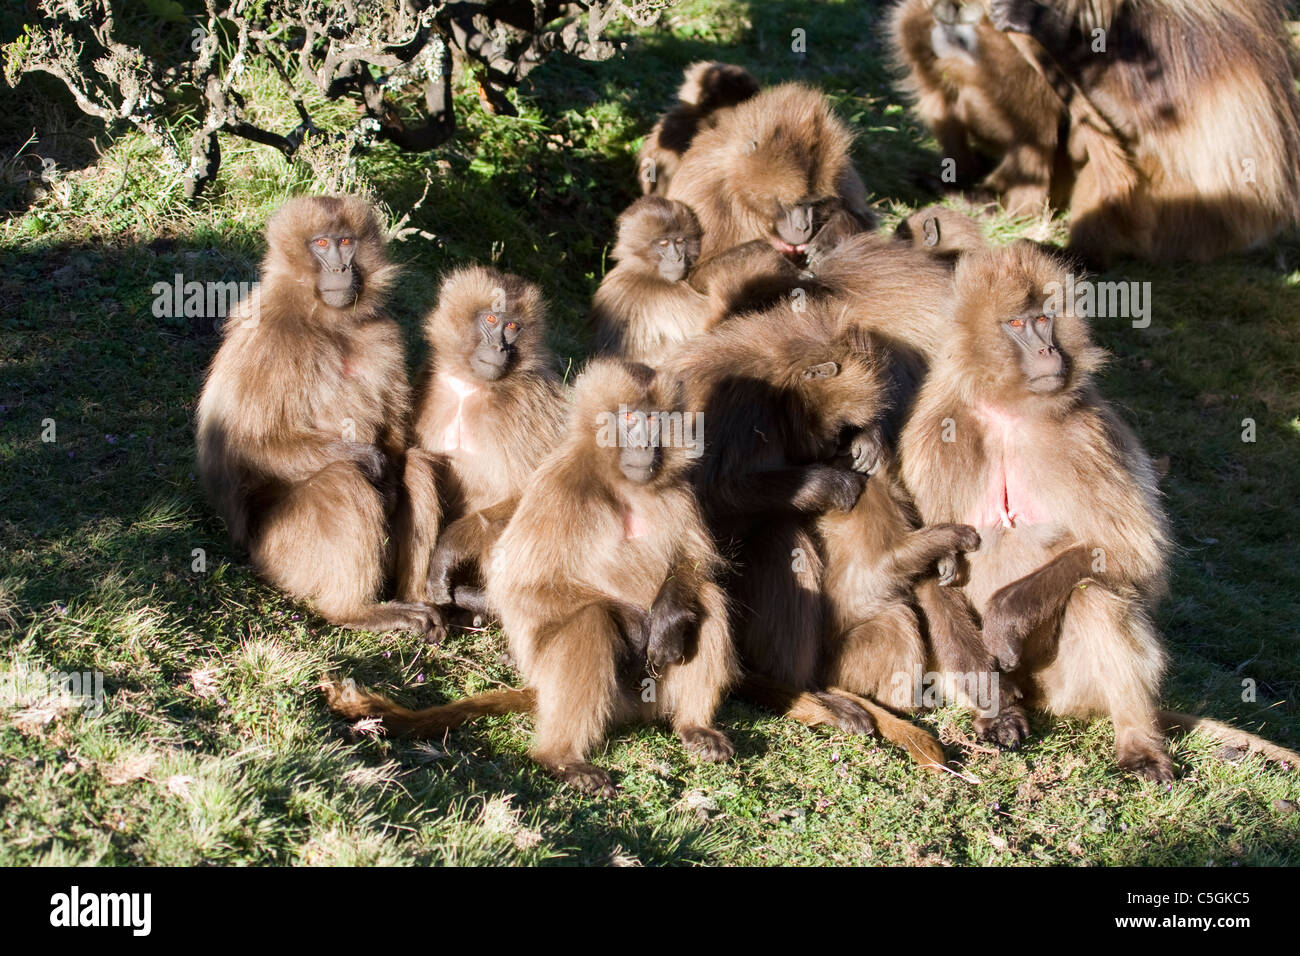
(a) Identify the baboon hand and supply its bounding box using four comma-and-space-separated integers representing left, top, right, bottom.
936, 554, 959, 587
981, 584, 1032, 671
849, 428, 886, 475
798, 466, 868, 512
679, 726, 735, 762
647, 595, 696, 670
988, 0, 1042, 34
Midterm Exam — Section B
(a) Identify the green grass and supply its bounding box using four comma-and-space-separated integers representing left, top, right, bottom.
1, 0, 1298, 866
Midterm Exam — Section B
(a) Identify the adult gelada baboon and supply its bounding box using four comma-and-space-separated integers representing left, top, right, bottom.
667, 303, 946, 765
901, 243, 1300, 778
327, 360, 738, 795
196, 195, 442, 637
666, 83, 876, 263
888, 0, 1070, 216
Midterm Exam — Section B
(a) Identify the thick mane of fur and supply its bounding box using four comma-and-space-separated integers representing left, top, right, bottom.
610, 197, 702, 263
942, 243, 1107, 410
256, 195, 396, 328
678, 61, 761, 112
424, 265, 554, 385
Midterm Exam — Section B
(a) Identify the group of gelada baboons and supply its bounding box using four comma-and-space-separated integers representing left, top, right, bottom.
196, 0, 1300, 795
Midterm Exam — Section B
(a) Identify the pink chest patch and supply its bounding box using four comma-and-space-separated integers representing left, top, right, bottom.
621, 500, 651, 540
341, 355, 358, 378
966, 404, 1052, 531
438, 373, 480, 454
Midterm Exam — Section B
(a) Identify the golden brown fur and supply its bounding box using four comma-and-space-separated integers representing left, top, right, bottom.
195, 196, 442, 636
899, 243, 1174, 775
328, 360, 739, 794
807, 231, 962, 361
591, 197, 709, 365
399, 267, 567, 607
889, 0, 1069, 215
637, 62, 761, 196
895, 204, 989, 261
1012, 0, 1300, 261
665, 83, 876, 259
666, 303, 945, 764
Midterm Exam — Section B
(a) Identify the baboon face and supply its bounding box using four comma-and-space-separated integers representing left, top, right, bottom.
652, 232, 697, 281
770, 198, 841, 255
264, 196, 391, 317
618, 403, 663, 484
613, 197, 702, 279
309, 231, 360, 308
1001, 306, 1067, 393
469, 308, 524, 382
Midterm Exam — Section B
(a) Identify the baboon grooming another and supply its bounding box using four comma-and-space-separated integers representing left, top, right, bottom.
399, 267, 566, 614
638, 61, 760, 196
900, 243, 1300, 778
667, 305, 946, 765
327, 360, 739, 795
666, 83, 876, 262
196, 196, 442, 637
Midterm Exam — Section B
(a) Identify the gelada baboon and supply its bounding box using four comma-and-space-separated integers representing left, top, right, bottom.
667, 303, 946, 765
987, 0, 1300, 262
196, 195, 442, 636
591, 197, 709, 365
894, 204, 988, 262
666, 83, 877, 262
399, 266, 566, 616
327, 360, 738, 795
638, 61, 761, 196
900, 243, 1300, 778
815, 342, 1028, 748
803, 231, 962, 362
889, 0, 1069, 216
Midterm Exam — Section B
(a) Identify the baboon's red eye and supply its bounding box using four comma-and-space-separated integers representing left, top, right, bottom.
505, 321, 519, 331
1036, 315, 1048, 324
339, 237, 352, 246
485, 313, 498, 325
1009, 318, 1025, 329
314, 238, 329, 248
658, 239, 669, 246
625, 412, 636, 422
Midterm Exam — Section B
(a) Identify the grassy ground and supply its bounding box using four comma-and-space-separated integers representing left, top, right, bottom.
1, 0, 1298, 866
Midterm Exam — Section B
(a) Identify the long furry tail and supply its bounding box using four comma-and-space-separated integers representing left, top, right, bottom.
1159, 710, 1300, 768
836, 688, 948, 770
322, 676, 535, 737
737, 674, 946, 769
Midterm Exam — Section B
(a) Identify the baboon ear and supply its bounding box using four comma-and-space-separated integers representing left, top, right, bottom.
922, 215, 941, 248
801, 361, 839, 380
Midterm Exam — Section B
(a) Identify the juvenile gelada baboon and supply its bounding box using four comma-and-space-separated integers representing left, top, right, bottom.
637, 61, 760, 196
591, 197, 709, 366
398, 267, 567, 616
900, 242, 1300, 778
326, 360, 739, 795
196, 195, 442, 637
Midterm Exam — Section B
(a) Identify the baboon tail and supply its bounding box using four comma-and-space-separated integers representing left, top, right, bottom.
837, 689, 947, 770
1159, 710, 1300, 768
736, 674, 945, 769
322, 676, 535, 737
